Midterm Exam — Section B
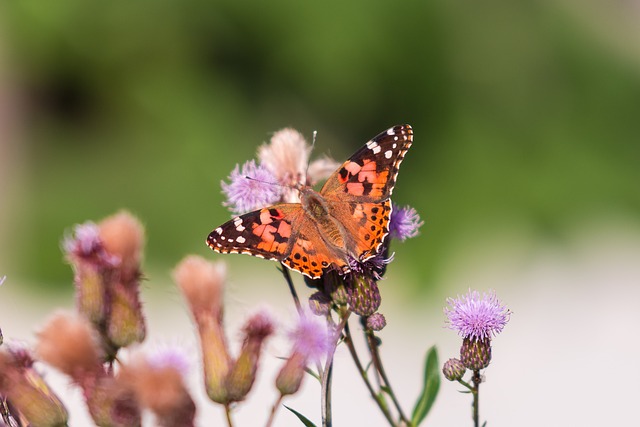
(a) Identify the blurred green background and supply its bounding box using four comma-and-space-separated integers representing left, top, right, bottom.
1, 0, 639, 295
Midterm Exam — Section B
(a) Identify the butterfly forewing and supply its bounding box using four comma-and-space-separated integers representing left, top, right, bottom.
207, 204, 302, 261
320, 124, 413, 203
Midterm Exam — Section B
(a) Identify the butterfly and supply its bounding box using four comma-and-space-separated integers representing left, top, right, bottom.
207, 124, 413, 279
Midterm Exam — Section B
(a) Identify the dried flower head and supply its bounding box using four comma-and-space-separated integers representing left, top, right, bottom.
306, 156, 342, 186
63, 222, 119, 267
259, 128, 310, 189
389, 203, 423, 241
221, 160, 282, 215
125, 350, 195, 427
36, 311, 103, 383
174, 256, 226, 321
98, 211, 145, 277
444, 289, 510, 342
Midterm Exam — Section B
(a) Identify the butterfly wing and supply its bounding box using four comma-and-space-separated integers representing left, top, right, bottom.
321, 124, 413, 260
207, 204, 344, 278
320, 124, 413, 203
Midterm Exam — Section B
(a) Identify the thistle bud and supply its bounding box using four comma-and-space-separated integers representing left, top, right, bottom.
225, 311, 274, 402
347, 274, 381, 317
308, 292, 331, 316
442, 358, 466, 381
365, 313, 386, 331
275, 351, 306, 396
99, 211, 146, 349
0, 347, 68, 427
174, 256, 231, 404
460, 338, 492, 371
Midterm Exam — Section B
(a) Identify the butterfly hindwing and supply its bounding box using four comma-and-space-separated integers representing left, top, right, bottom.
321, 124, 413, 203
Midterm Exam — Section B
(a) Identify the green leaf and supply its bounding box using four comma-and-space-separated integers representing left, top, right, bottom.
411, 346, 440, 426
284, 405, 318, 427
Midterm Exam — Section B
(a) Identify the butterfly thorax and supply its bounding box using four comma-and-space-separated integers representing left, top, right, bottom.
299, 186, 346, 250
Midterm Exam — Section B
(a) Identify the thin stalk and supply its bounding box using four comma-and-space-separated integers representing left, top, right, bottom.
280, 264, 302, 314
265, 394, 284, 427
365, 329, 410, 425
224, 404, 234, 427
471, 370, 481, 427
343, 322, 395, 426
321, 311, 350, 427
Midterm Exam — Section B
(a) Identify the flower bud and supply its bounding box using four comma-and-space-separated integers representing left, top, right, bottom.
174, 256, 230, 403
460, 338, 492, 371
99, 211, 147, 350
347, 274, 381, 317
442, 358, 466, 381
225, 311, 274, 402
0, 347, 69, 427
275, 351, 306, 396
365, 313, 386, 331
308, 292, 331, 316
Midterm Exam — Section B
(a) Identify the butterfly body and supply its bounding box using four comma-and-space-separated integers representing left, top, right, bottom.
207, 124, 413, 279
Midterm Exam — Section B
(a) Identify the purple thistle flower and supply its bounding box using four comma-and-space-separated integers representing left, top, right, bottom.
389, 203, 424, 241
288, 313, 330, 362
444, 289, 510, 342
221, 160, 283, 215
145, 346, 191, 377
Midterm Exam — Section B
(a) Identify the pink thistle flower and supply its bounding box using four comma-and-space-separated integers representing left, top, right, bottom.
221, 160, 282, 215
444, 289, 510, 342
288, 313, 330, 362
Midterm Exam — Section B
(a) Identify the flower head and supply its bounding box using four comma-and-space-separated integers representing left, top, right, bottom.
258, 128, 310, 189
389, 203, 423, 241
221, 160, 282, 215
444, 289, 510, 342
288, 313, 330, 362
63, 222, 119, 267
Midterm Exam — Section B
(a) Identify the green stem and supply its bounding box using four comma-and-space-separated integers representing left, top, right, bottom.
471, 370, 480, 427
322, 312, 350, 427
280, 265, 302, 314
343, 323, 396, 426
365, 329, 410, 425
265, 394, 284, 427
225, 404, 234, 427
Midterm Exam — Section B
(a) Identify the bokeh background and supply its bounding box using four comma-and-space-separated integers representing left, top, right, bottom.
1, 1, 639, 426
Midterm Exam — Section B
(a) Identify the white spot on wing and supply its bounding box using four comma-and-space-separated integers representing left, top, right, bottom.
384, 150, 393, 159
215, 227, 223, 234
386, 128, 394, 135
236, 236, 246, 244
372, 146, 381, 154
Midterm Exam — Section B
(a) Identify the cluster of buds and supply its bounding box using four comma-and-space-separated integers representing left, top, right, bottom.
174, 255, 275, 405
63, 211, 146, 359
442, 289, 511, 381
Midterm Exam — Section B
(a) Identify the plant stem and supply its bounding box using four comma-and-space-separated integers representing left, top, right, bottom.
365, 329, 410, 425
280, 264, 302, 314
343, 322, 396, 426
471, 370, 481, 427
265, 394, 283, 427
321, 311, 350, 427
224, 404, 234, 427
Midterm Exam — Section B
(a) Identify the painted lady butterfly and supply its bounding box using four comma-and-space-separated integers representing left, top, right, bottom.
207, 124, 413, 279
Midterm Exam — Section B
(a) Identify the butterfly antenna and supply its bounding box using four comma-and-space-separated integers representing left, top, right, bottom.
244, 175, 287, 191
304, 130, 318, 186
